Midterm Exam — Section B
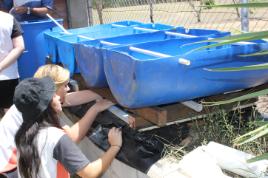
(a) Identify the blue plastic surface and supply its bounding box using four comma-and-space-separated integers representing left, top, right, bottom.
75, 28, 230, 87
104, 38, 268, 108
44, 21, 174, 75
19, 19, 63, 79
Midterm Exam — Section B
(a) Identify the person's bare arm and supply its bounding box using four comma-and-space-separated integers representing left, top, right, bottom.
63, 90, 102, 107
0, 36, 24, 72
13, 6, 49, 16
63, 99, 114, 143
77, 128, 122, 178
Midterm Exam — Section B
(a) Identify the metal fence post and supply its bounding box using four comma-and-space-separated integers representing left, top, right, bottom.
87, 0, 93, 26
241, 0, 249, 32
149, 0, 154, 23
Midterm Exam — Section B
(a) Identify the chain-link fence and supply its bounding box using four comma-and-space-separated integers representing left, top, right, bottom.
90, 0, 268, 33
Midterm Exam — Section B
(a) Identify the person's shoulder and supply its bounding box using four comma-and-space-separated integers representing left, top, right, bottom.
0, 11, 12, 18
0, 105, 22, 125
45, 127, 65, 138
39, 127, 66, 144
0, 11, 14, 22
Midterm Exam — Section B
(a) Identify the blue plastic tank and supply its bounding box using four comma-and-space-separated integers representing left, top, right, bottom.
19, 19, 63, 79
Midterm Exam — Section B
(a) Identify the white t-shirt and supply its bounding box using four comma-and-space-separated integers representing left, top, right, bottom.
0, 11, 20, 80
0, 105, 22, 172
0, 105, 90, 177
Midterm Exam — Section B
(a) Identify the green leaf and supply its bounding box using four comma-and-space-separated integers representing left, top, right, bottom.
205, 2, 268, 8
202, 88, 268, 106
205, 63, 268, 72
190, 31, 268, 52
234, 124, 268, 145
247, 153, 268, 163
236, 126, 268, 145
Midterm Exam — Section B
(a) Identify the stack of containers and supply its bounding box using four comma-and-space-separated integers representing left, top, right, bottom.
74, 27, 230, 87
44, 21, 174, 75
103, 38, 268, 108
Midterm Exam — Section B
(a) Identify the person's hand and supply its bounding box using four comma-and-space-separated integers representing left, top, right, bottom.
108, 127, 122, 149
91, 99, 114, 113
14, 6, 27, 14
128, 115, 136, 128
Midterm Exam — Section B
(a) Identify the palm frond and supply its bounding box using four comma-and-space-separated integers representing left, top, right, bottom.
204, 63, 268, 72
189, 31, 268, 53
247, 153, 268, 163
234, 124, 268, 145
205, 2, 268, 8
202, 88, 268, 106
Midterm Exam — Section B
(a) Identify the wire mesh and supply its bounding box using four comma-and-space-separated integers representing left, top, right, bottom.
91, 0, 268, 33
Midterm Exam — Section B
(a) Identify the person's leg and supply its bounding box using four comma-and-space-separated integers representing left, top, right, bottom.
0, 79, 19, 112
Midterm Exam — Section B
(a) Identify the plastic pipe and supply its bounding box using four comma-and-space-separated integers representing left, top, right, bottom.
129, 46, 171, 58
165, 31, 196, 38
133, 26, 159, 32
46, 14, 72, 35
100, 40, 119, 46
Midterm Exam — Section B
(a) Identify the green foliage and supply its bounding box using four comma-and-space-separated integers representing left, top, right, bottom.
202, 89, 268, 106
192, 107, 267, 155
205, 1, 268, 8
203, 0, 215, 9
190, 30, 268, 53
200, 1, 268, 163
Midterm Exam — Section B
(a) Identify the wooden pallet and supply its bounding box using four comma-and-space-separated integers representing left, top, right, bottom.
73, 74, 267, 129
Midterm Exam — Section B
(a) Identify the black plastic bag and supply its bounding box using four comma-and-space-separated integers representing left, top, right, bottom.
89, 123, 164, 173
68, 102, 164, 173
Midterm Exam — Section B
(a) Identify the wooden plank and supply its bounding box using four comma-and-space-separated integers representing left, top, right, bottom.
73, 74, 268, 128
129, 107, 167, 127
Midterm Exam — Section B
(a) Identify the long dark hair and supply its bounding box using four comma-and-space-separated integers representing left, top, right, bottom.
15, 105, 61, 178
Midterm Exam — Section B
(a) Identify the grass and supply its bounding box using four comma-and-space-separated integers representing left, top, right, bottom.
160, 106, 267, 164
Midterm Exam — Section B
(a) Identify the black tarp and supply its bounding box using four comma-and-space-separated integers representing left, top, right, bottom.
68, 103, 164, 173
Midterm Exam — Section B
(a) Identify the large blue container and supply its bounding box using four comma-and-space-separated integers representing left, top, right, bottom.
75, 28, 230, 87
104, 38, 268, 108
19, 19, 63, 79
44, 21, 174, 75
44, 20, 147, 64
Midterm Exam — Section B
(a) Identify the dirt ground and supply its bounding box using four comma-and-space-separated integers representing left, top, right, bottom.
92, 1, 268, 33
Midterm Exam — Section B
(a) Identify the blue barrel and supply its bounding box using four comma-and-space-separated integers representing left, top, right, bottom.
44, 21, 174, 75
75, 27, 230, 87
104, 38, 268, 108
19, 19, 63, 79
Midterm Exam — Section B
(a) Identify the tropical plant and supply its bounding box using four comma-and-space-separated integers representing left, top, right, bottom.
200, 1, 268, 162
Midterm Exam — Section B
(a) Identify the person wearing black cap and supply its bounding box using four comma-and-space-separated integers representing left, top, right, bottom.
14, 77, 122, 178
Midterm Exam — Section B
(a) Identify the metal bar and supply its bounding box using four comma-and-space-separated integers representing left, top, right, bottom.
108, 106, 129, 123
240, 0, 249, 32
181, 101, 203, 112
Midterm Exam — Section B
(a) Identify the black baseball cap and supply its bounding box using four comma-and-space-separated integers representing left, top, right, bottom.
14, 77, 56, 121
